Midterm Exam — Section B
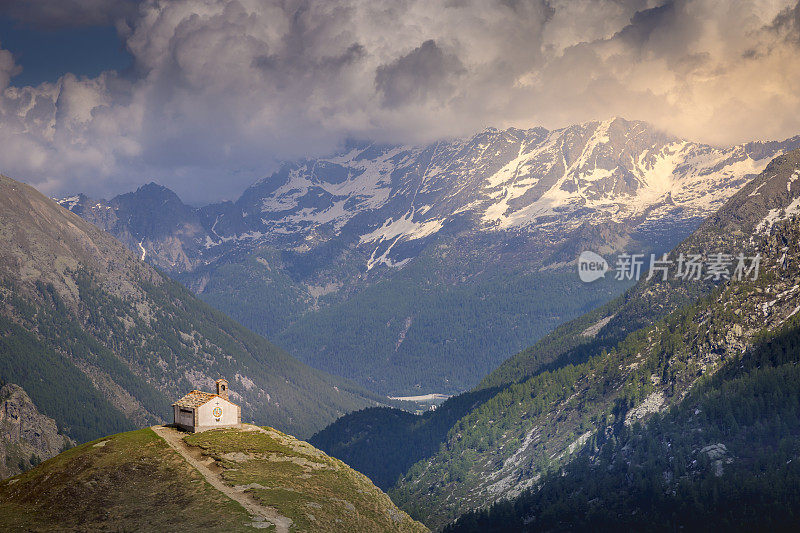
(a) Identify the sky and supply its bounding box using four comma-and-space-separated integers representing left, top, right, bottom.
0, 0, 799, 204
0, 18, 130, 87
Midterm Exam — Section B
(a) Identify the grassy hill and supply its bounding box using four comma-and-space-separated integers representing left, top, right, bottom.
0, 425, 428, 532
0, 428, 253, 532
0, 174, 384, 442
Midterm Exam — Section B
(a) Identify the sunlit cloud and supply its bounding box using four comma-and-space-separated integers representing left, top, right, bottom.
0, 0, 799, 203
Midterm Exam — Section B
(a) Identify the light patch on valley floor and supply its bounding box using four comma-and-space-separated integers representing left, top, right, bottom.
387, 393, 450, 403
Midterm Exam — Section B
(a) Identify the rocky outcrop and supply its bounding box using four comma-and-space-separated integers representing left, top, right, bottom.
0, 384, 72, 479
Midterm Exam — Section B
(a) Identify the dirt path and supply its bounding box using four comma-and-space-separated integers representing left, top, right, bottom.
151, 425, 292, 532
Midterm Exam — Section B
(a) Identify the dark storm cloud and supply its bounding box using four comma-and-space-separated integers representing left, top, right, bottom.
615, 1, 677, 47
767, 0, 800, 44
375, 40, 465, 107
0, 0, 140, 29
253, 42, 366, 75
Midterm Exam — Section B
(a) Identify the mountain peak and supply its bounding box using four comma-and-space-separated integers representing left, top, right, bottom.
136, 181, 172, 193
125, 181, 183, 203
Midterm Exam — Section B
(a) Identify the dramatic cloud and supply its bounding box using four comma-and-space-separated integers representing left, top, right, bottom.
375, 40, 465, 108
1, 0, 799, 202
0, 0, 140, 29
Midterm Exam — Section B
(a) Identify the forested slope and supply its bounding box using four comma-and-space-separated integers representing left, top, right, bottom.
446, 314, 800, 531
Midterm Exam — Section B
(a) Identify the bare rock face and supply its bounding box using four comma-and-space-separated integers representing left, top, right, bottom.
0, 383, 72, 479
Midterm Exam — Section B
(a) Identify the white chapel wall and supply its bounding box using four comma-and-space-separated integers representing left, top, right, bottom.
197, 397, 239, 428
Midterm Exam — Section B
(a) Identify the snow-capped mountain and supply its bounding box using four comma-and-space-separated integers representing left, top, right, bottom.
56, 118, 800, 396
61, 118, 799, 273
176, 117, 794, 270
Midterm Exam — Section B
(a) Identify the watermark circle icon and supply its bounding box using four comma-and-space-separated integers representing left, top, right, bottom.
578, 251, 609, 283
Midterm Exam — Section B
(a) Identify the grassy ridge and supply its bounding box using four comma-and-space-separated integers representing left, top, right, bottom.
0, 426, 428, 533
0, 429, 254, 532
186, 427, 428, 532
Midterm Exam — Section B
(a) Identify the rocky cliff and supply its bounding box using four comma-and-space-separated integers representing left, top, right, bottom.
0, 384, 71, 479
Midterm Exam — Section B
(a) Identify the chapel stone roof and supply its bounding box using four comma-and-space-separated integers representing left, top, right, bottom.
173, 390, 223, 408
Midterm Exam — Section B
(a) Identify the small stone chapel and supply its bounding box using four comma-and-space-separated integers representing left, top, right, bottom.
173, 378, 242, 432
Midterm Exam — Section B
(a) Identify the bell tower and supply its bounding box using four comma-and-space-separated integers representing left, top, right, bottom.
216, 378, 229, 400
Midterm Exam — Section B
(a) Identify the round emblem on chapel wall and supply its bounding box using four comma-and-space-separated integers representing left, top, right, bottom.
212, 406, 222, 418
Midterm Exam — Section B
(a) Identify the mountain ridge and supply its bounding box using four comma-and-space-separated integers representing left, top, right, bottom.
59, 118, 800, 275
0, 174, 384, 442
57, 118, 800, 396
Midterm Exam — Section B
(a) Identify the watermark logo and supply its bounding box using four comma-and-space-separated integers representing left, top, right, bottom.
578, 251, 762, 283
578, 250, 609, 282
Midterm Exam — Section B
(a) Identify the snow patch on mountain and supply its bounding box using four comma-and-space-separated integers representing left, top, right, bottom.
59, 196, 82, 210
254, 146, 406, 234
360, 211, 445, 245
788, 170, 800, 192
756, 197, 800, 234
484, 140, 780, 231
